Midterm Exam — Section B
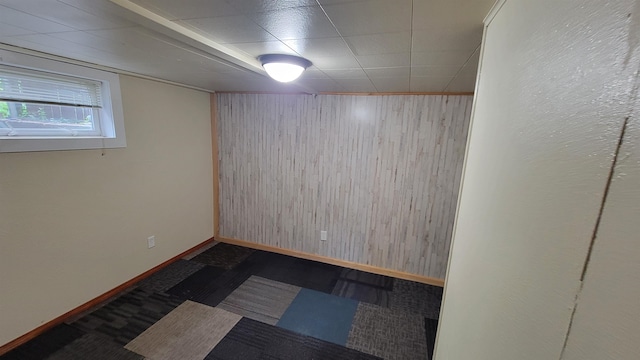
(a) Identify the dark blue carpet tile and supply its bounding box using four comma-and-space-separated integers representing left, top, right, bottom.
165, 265, 226, 300
0, 324, 85, 360
250, 251, 341, 294
46, 333, 143, 360
191, 243, 255, 269
424, 318, 438, 360
69, 288, 184, 345
276, 289, 358, 346
205, 318, 382, 360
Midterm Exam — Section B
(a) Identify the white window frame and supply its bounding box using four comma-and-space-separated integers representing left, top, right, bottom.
0, 49, 126, 153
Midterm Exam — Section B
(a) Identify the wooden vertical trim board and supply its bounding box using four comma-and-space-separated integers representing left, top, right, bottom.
210, 93, 220, 236
0, 237, 216, 356
216, 236, 446, 287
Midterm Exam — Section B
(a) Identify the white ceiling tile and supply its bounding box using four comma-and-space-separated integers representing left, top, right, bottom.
0, 5, 75, 33
130, 0, 241, 20
0, 22, 35, 37
323, 68, 368, 79
223, 0, 318, 14
370, 77, 410, 92
344, 31, 410, 56
179, 16, 278, 44
410, 77, 452, 92
300, 68, 330, 79
412, 27, 483, 51
411, 49, 476, 67
1, 0, 132, 31
322, 0, 412, 36
311, 55, 360, 69
226, 40, 298, 58
364, 67, 410, 78
444, 75, 476, 92
412, 0, 495, 31
411, 66, 461, 78
334, 78, 376, 92
297, 78, 345, 92
356, 52, 410, 68
317, 0, 369, 4
248, 6, 339, 40
283, 37, 353, 59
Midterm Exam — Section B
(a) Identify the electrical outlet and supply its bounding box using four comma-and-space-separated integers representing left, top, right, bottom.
147, 235, 155, 248
320, 230, 327, 241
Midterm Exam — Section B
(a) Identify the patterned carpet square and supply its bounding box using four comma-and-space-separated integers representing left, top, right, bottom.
191, 243, 255, 269
206, 318, 382, 360
277, 288, 358, 346
125, 301, 241, 360
136, 259, 206, 293
389, 279, 442, 319
47, 333, 143, 360
218, 276, 301, 325
0, 324, 84, 360
69, 288, 184, 345
424, 318, 439, 360
347, 303, 428, 360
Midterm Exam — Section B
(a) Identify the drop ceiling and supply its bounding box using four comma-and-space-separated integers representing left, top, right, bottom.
0, 0, 495, 93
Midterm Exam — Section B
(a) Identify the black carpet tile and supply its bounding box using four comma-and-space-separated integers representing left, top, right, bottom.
191, 243, 256, 269
205, 318, 382, 360
331, 269, 393, 306
135, 259, 206, 293
250, 251, 341, 294
389, 279, 443, 319
165, 265, 226, 300
46, 333, 143, 360
424, 318, 438, 360
69, 288, 184, 345
0, 324, 85, 360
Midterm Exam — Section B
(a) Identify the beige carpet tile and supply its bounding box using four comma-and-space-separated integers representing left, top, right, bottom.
125, 301, 241, 360
217, 276, 301, 325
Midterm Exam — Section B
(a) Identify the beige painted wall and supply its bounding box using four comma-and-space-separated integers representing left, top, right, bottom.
0, 75, 213, 346
435, 0, 639, 359
217, 93, 472, 279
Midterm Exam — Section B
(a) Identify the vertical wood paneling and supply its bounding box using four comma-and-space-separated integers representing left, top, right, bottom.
217, 94, 472, 278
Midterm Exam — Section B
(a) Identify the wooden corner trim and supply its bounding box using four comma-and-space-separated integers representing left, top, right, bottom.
0, 237, 216, 356
216, 236, 445, 287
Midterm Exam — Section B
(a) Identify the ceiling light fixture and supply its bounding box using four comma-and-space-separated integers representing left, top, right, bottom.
259, 54, 312, 83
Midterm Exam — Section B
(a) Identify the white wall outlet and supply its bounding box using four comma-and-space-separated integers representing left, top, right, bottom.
320, 230, 327, 241
147, 235, 155, 248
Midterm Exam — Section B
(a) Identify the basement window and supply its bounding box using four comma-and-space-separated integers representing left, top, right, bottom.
0, 49, 126, 152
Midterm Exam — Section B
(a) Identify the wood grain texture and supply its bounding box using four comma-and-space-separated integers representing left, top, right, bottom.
216, 94, 472, 279
210, 93, 220, 236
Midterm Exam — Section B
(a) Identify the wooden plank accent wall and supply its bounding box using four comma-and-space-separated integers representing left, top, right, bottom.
216, 93, 472, 279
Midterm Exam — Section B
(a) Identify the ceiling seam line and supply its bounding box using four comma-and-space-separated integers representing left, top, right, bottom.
315, 0, 376, 92
443, 43, 480, 92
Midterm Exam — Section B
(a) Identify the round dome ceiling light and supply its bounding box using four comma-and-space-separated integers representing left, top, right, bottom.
259, 54, 312, 83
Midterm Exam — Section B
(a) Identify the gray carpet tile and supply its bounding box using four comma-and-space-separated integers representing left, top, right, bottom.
347, 303, 428, 360
69, 288, 184, 345
135, 259, 206, 293
46, 333, 143, 360
218, 276, 301, 325
0, 324, 85, 360
125, 301, 241, 360
182, 241, 218, 260
206, 317, 382, 360
389, 279, 442, 319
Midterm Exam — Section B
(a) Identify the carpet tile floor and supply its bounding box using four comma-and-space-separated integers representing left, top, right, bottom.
1, 243, 443, 360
